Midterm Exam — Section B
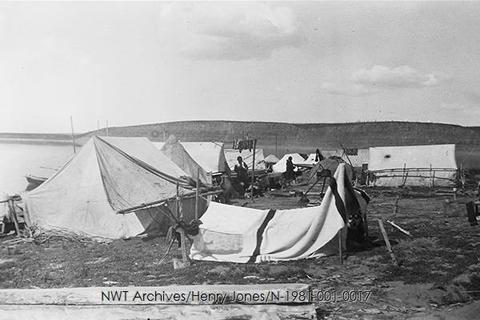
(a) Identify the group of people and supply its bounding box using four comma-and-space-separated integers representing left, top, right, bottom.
233, 148, 326, 193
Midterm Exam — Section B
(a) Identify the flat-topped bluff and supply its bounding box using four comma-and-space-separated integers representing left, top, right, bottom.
82, 121, 480, 155
3, 121, 480, 155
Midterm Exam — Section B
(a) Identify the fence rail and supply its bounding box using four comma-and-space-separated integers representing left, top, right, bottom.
367, 167, 463, 188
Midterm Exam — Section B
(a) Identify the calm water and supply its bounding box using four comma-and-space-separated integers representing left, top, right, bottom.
0, 143, 74, 194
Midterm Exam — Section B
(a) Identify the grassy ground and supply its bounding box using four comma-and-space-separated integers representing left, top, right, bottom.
1, 187, 479, 319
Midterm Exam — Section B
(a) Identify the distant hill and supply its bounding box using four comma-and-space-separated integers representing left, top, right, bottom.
3, 121, 480, 155
78, 120, 480, 156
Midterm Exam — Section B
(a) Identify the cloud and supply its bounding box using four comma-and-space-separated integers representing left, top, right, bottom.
321, 65, 446, 97
320, 82, 375, 97
440, 98, 480, 114
159, 3, 304, 60
464, 90, 480, 104
352, 65, 442, 88
440, 102, 469, 111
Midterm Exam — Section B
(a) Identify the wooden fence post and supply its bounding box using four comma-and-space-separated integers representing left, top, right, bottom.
393, 196, 399, 215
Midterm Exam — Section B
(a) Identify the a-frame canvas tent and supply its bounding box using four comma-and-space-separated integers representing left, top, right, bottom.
263, 154, 280, 164
152, 141, 229, 175
272, 153, 305, 173
23, 136, 206, 239
100, 136, 188, 178
160, 135, 211, 185
179, 142, 229, 175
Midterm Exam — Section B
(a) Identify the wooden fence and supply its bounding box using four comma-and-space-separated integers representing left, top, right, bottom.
367, 166, 464, 188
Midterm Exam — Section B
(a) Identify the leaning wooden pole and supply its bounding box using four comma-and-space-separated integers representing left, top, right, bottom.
250, 139, 257, 202
8, 199, 20, 237
377, 219, 398, 266
338, 228, 343, 264
176, 181, 189, 267
70, 116, 76, 153
429, 163, 434, 189
195, 169, 199, 221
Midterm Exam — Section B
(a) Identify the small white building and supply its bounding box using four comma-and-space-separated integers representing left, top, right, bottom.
368, 144, 458, 187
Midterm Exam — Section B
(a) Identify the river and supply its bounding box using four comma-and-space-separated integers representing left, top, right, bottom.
0, 143, 74, 194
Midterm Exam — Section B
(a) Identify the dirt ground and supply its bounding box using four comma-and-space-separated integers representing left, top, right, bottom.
1, 186, 479, 319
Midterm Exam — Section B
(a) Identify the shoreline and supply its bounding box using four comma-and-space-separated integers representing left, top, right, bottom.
0, 138, 79, 146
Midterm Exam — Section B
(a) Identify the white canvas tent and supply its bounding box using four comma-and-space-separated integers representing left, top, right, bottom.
151, 141, 165, 149
101, 137, 187, 178
23, 136, 202, 239
263, 154, 280, 164
190, 163, 367, 263
224, 148, 265, 171
154, 142, 228, 175
272, 153, 305, 173
368, 144, 458, 187
160, 136, 211, 185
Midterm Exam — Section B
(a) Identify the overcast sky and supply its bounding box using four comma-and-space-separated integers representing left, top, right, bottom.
1, 1, 480, 133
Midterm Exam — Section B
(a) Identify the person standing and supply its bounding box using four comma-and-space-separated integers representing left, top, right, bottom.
285, 156, 296, 181
315, 149, 324, 162
234, 156, 249, 188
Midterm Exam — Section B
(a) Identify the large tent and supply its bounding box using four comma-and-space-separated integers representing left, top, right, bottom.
224, 148, 266, 171
23, 136, 206, 239
368, 144, 458, 187
154, 141, 228, 175
190, 163, 367, 263
272, 153, 306, 173
160, 135, 211, 185
181, 142, 228, 174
